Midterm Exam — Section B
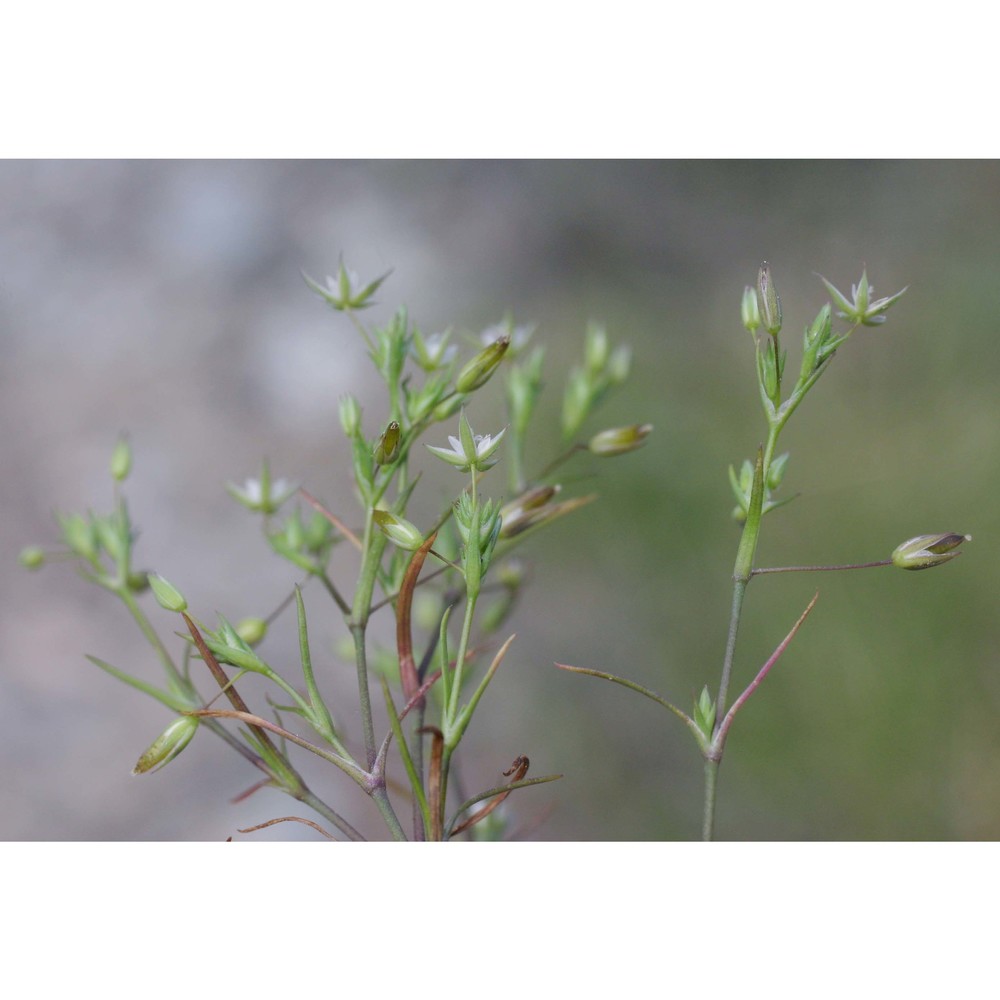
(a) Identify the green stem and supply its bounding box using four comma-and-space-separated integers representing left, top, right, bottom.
350, 623, 378, 771
715, 578, 748, 724
446, 591, 478, 726
703, 758, 720, 842
117, 586, 185, 689
349, 510, 388, 771
372, 784, 408, 841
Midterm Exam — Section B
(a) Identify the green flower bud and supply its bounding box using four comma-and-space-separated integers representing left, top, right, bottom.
741, 285, 761, 333
149, 573, 188, 612
58, 512, 98, 561
235, 617, 268, 646
19, 546, 46, 569
506, 348, 545, 438
432, 392, 467, 422
607, 344, 632, 385
588, 423, 653, 457
127, 571, 150, 593
799, 304, 833, 381
373, 420, 401, 466
498, 558, 526, 589
372, 509, 425, 551
339, 395, 361, 437
203, 616, 272, 674
694, 685, 717, 739
110, 435, 132, 482
561, 368, 591, 439
132, 715, 199, 775
93, 513, 126, 563
584, 323, 610, 374
455, 334, 510, 393
891, 533, 971, 571
757, 261, 782, 336
405, 372, 451, 424
766, 452, 790, 491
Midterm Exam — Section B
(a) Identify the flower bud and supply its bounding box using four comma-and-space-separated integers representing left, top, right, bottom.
694, 685, 716, 740
432, 393, 467, 422
149, 573, 188, 612
891, 533, 971, 571
373, 420, 401, 465
235, 617, 268, 646
607, 344, 632, 385
19, 545, 46, 569
132, 715, 199, 775
766, 452, 790, 491
110, 435, 132, 482
455, 335, 510, 393
588, 423, 653, 457
741, 285, 760, 333
372, 509, 425, 551
756, 261, 782, 336
339, 395, 361, 437
204, 616, 271, 674
58, 512, 98, 561
584, 323, 609, 374
498, 558, 526, 589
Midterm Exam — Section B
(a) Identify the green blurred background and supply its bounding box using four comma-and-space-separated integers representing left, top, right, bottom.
2, 161, 996, 840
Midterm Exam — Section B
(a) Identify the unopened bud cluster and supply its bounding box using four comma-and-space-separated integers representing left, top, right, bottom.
562, 323, 632, 439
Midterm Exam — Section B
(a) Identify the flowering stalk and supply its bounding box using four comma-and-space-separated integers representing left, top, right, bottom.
26, 263, 643, 842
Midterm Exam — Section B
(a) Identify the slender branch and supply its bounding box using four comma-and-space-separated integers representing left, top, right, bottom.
713, 592, 820, 757
554, 662, 704, 745
316, 572, 352, 616
535, 442, 587, 482
752, 560, 891, 575
236, 815, 338, 840
713, 578, 748, 728
299, 487, 363, 551
190, 707, 368, 786
702, 760, 719, 842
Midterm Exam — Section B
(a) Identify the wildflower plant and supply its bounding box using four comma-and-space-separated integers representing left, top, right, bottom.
22, 263, 648, 841
557, 263, 970, 840
22, 259, 965, 841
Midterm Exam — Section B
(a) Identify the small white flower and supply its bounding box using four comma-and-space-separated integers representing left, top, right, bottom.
426, 411, 506, 472
424, 333, 457, 365
480, 320, 535, 354
328, 266, 360, 299
226, 468, 298, 513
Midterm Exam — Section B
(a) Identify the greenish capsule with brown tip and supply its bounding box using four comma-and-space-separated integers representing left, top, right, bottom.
373, 420, 401, 465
